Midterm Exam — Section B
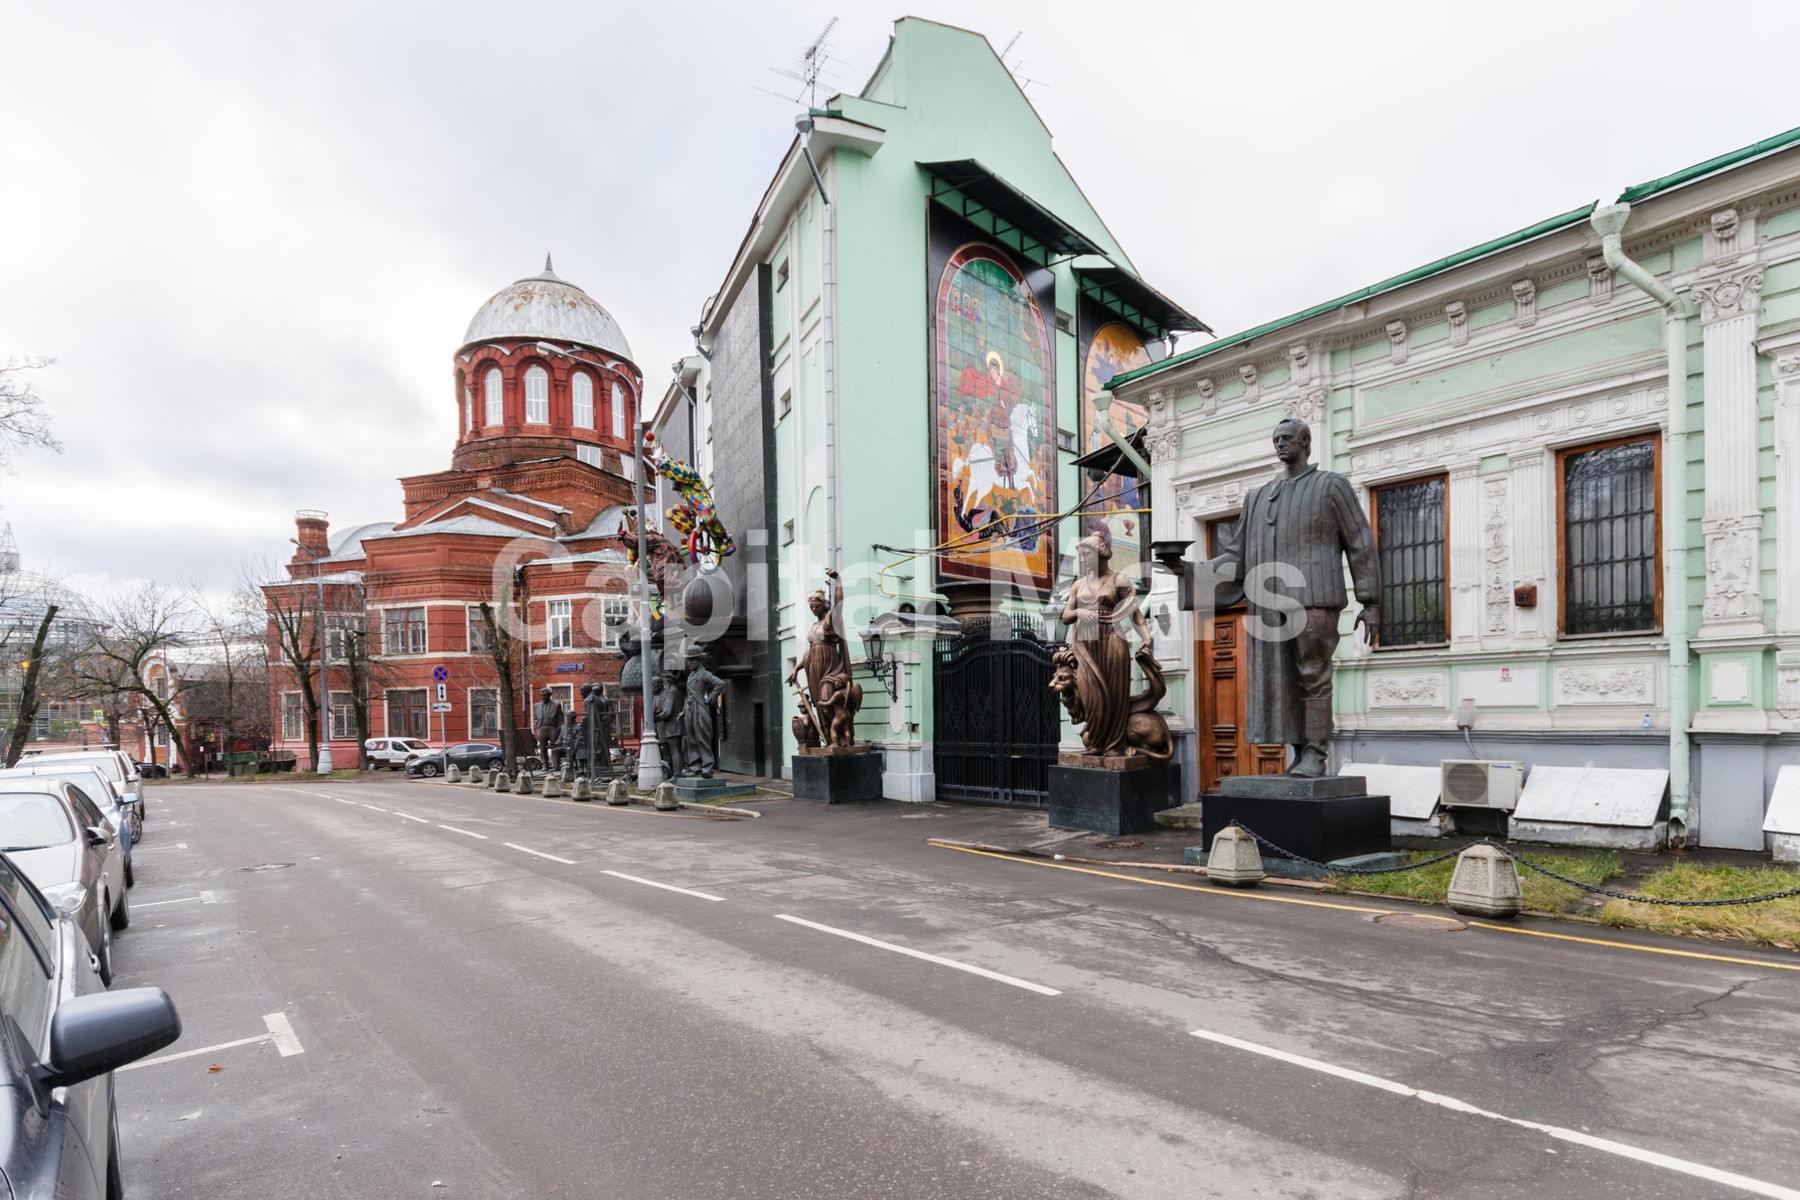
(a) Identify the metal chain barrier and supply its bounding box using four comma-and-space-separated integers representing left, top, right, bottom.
1225, 821, 1800, 906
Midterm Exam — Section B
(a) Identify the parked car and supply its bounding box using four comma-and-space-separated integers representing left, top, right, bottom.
405, 741, 503, 778
0, 778, 128, 985
0, 763, 138, 887
0, 850, 182, 1199
132, 760, 169, 779
36, 752, 144, 840
364, 737, 435, 770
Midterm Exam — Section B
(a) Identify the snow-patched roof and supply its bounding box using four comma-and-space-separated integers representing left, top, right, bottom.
462, 260, 634, 362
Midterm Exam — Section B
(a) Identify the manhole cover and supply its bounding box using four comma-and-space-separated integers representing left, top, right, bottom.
1093, 838, 1143, 850
239, 862, 295, 873
1374, 913, 1466, 932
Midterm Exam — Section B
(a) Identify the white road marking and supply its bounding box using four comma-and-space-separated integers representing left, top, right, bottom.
774, 914, 1060, 996
332, 798, 356, 805
603, 870, 725, 902
200, 890, 216, 903
360, 804, 389, 813
1186, 1027, 1800, 1200
120, 1034, 270, 1072
135, 896, 201, 910
175, 842, 188, 850
395, 811, 430, 824
505, 843, 576, 865
438, 824, 488, 840
264, 1012, 304, 1056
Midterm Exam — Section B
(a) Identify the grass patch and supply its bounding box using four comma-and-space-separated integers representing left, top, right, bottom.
1597, 863, 1800, 948
1323, 848, 1622, 914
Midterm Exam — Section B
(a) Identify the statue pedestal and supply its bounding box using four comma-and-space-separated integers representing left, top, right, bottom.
1048, 763, 1180, 835
793, 749, 882, 804
673, 776, 757, 802
1199, 775, 1391, 869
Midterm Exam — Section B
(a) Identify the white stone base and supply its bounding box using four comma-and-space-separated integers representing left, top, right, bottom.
1773, 833, 1800, 863
1393, 815, 1448, 839
1508, 819, 1668, 851
877, 743, 934, 803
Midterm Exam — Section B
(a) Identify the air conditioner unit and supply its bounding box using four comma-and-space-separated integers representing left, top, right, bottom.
1439, 760, 1525, 811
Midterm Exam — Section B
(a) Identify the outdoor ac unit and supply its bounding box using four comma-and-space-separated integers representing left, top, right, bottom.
1439, 760, 1525, 811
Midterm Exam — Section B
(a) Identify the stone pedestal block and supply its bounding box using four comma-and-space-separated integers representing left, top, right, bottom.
542, 774, 562, 798
1206, 827, 1264, 887
606, 780, 630, 806
493, 771, 511, 793
674, 777, 757, 802
1447, 844, 1523, 918
445, 765, 462, 784
793, 751, 883, 804
570, 776, 592, 801
1047, 763, 1180, 835
1200, 783, 1390, 864
655, 782, 679, 811
468, 767, 485, 787
516, 772, 534, 795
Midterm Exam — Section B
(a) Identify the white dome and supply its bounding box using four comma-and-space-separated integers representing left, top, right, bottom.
462, 259, 633, 361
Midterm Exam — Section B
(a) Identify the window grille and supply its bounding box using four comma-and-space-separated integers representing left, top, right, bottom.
1373, 476, 1448, 646
1562, 438, 1658, 635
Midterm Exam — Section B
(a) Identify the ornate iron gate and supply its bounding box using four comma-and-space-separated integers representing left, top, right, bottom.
933, 616, 1061, 806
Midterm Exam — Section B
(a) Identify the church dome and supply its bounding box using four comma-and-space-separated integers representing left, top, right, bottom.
462, 258, 634, 361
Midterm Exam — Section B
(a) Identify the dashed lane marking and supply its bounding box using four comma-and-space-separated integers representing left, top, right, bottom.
122, 1013, 306, 1072
775, 913, 1060, 996
135, 896, 201, 910
505, 843, 577, 865
360, 804, 389, 813
602, 870, 724, 902
395, 812, 430, 824
438, 824, 488, 840
1188, 1025, 1800, 1200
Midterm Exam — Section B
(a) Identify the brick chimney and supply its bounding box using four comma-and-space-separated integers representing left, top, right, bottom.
292, 509, 330, 566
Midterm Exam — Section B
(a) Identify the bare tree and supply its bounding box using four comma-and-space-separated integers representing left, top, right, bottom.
0, 356, 61, 471
70, 584, 194, 759
256, 561, 321, 771
3, 604, 58, 766
183, 584, 272, 771
477, 582, 525, 773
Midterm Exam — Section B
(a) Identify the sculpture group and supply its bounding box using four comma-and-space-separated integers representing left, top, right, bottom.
789, 567, 863, 751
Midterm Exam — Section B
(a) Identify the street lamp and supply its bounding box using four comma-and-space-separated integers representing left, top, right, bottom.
289, 536, 334, 775
631, 422, 663, 790
860, 624, 900, 702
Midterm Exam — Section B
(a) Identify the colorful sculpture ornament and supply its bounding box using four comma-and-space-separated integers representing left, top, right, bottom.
642, 431, 736, 565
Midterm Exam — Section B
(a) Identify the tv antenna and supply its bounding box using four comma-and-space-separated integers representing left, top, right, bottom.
998, 29, 1047, 93
758, 17, 840, 108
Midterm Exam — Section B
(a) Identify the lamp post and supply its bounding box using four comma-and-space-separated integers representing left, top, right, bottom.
632, 421, 663, 789
289, 538, 334, 775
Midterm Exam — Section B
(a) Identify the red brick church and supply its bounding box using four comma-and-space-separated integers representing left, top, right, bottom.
265, 259, 646, 767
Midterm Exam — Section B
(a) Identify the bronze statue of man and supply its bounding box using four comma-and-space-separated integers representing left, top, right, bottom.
533, 686, 564, 766
1207, 418, 1380, 777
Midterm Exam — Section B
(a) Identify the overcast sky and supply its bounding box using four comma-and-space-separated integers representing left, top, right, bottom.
3, 1, 1794, 602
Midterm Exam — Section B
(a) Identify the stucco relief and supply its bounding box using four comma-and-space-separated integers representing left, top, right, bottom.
1369, 673, 1447, 709
1445, 300, 1468, 347
1288, 344, 1311, 384
1587, 256, 1613, 306
1284, 390, 1325, 425
1483, 476, 1511, 634
1512, 280, 1537, 328
1709, 208, 1740, 261
1691, 268, 1764, 322
1147, 429, 1181, 464
1778, 666, 1800, 720
1238, 363, 1260, 399
1702, 514, 1764, 625
1775, 354, 1800, 378
1386, 321, 1408, 365
1194, 377, 1217, 416
1555, 665, 1654, 706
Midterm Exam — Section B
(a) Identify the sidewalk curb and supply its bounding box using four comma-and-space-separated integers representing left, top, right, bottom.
925, 838, 1333, 892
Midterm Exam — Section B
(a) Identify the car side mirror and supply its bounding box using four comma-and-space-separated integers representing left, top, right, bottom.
35, 988, 182, 1091
84, 827, 109, 849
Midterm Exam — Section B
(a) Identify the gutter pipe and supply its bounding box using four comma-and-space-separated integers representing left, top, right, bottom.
1591, 201, 1694, 842
797, 116, 841, 575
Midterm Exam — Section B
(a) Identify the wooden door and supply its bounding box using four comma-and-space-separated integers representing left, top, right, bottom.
1195, 610, 1286, 792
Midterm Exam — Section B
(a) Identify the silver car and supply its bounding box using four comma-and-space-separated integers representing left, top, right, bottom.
36, 751, 144, 841
0, 763, 139, 887
0, 779, 128, 985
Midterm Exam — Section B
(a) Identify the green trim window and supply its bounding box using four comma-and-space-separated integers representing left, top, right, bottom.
1373, 476, 1449, 647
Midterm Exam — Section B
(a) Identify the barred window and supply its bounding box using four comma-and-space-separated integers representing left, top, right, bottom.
1373, 476, 1448, 647
1561, 437, 1659, 636
280, 692, 307, 741
469, 688, 500, 740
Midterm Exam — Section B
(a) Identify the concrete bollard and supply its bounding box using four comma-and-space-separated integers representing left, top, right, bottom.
570, 776, 592, 802
542, 773, 562, 798
1447, 844, 1522, 918
516, 771, 534, 795
606, 779, 630, 806
654, 781, 679, 811
493, 770, 511, 793
468, 766, 485, 786
1206, 826, 1265, 887
445, 764, 462, 784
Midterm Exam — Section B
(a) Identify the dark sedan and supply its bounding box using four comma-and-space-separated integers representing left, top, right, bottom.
405, 742, 503, 778
0, 850, 181, 1199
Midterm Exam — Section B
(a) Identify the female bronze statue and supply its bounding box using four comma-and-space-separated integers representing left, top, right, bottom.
787, 567, 863, 749
1053, 529, 1171, 762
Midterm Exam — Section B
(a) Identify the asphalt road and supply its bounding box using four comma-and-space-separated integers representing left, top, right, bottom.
110, 777, 1800, 1199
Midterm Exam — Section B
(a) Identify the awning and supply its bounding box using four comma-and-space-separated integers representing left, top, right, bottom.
922, 159, 1106, 264
1074, 264, 1212, 339
1070, 426, 1148, 480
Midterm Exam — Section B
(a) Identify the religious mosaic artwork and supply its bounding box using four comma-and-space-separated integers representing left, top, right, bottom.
1079, 316, 1152, 552
932, 240, 1057, 594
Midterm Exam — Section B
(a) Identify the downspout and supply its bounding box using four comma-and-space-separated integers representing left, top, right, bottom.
1591, 202, 1694, 842
797, 116, 841, 575
1092, 390, 1153, 479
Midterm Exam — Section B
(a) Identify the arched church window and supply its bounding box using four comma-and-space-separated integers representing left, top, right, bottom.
611, 381, 627, 439
572, 372, 595, 429
484, 368, 503, 426
525, 366, 549, 424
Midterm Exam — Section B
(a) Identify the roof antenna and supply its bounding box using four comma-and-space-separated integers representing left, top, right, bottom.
760, 17, 838, 108
999, 29, 1046, 92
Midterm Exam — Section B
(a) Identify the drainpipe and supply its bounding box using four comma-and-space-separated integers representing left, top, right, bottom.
1591, 202, 1694, 842
797, 115, 841, 575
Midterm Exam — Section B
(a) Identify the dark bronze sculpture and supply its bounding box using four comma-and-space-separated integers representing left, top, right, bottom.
1051, 528, 1172, 764
652, 670, 685, 776
681, 652, 726, 778
1206, 418, 1380, 777
533, 686, 564, 767
787, 567, 863, 750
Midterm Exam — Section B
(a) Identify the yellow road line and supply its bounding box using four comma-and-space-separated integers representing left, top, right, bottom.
933, 842, 1800, 973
